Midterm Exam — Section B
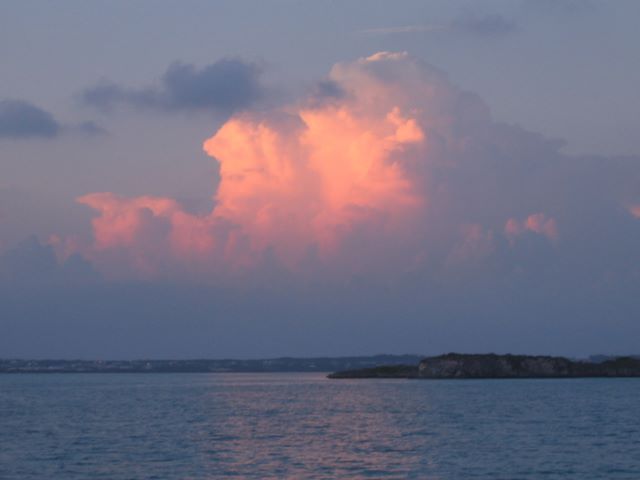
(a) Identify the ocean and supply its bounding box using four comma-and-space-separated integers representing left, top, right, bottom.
1, 373, 639, 479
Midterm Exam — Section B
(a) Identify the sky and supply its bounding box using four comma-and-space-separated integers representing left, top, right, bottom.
1, 0, 640, 359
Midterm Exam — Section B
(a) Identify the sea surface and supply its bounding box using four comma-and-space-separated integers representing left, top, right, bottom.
1, 373, 639, 479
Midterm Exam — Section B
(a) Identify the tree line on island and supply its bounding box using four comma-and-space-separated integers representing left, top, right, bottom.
327, 353, 640, 379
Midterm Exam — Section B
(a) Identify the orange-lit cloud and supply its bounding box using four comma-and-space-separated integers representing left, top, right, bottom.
75, 192, 238, 278
204, 103, 425, 263
77, 52, 445, 277
77, 193, 217, 256
75, 52, 572, 280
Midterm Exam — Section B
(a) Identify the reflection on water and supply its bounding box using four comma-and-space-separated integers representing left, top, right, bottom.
1, 373, 640, 479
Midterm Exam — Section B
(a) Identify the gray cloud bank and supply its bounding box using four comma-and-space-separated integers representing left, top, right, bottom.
0, 100, 60, 139
0, 99, 105, 140
82, 58, 264, 115
0, 236, 100, 286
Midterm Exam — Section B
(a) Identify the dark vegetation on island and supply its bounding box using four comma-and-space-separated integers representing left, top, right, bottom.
327, 353, 640, 379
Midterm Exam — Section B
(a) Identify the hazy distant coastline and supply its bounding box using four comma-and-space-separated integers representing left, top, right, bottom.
0, 355, 423, 374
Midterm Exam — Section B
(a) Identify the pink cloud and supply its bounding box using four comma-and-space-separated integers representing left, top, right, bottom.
75, 52, 454, 278
505, 213, 558, 242
71, 52, 575, 280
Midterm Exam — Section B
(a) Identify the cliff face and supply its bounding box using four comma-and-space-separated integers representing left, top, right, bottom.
418, 354, 640, 379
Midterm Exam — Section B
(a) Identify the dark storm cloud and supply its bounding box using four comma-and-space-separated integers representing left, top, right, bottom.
0, 100, 60, 139
82, 58, 264, 114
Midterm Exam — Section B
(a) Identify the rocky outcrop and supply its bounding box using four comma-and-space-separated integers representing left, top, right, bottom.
419, 353, 570, 378
327, 353, 640, 379
419, 353, 640, 378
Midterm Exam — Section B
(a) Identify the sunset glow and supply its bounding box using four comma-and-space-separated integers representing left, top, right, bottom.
3, 0, 640, 367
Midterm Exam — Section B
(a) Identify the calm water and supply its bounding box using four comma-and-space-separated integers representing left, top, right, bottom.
1, 373, 639, 479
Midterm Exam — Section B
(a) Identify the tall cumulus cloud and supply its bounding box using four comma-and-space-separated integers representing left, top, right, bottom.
71, 52, 640, 291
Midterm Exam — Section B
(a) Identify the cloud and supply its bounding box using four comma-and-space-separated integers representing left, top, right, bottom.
451, 13, 517, 36
505, 213, 558, 242
0, 100, 60, 139
81, 58, 264, 115
75, 192, 225, 279
309, 79, 345, 102
74, 52, 444, 278
0, 236, 100, 285
66, 51, 640, 300
0, 236, 57, 279
358, 25, 446, 35
74, 120, 107, 136
0, 99, 106, 140
359, 14, 516, 39
6, 51, 640, 357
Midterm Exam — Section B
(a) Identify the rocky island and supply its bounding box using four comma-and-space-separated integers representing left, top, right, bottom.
327, 353, 640, 379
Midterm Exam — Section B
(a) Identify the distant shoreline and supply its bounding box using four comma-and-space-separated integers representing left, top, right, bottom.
2, 353, 639, 376
0, 355, 422, 374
